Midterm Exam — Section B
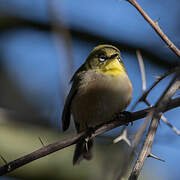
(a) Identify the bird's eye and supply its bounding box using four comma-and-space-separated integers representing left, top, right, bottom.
117, 57, 121, 62
99, 55, 106, 62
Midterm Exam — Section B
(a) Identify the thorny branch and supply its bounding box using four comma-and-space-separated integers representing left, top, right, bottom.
132, 52, 180, 136
131, 67, 179, 110
129, 74, 180, 180
0, 97, 180, 175
126, 0, 180, 57
0, 1, 179, 178
117, 48, 179, 179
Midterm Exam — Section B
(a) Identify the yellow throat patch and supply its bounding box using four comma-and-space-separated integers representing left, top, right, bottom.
99, 59, 125, 76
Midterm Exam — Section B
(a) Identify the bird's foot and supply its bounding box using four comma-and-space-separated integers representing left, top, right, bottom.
84, 127, 95, 151
85, 127, 95, 139
113, 111, 133, 126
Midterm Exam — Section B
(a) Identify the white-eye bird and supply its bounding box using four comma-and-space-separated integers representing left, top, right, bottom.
62, 45, 132, 165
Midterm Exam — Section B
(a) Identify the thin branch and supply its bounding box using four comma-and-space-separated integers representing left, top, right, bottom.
0, 97, 179, 175
126, 0, 180, 57
131, 67, 179, 110
136, 50, 146, 92
0, 98, 180, 176
133, 49, 149, 148
161, 115, 180, 136
129, 74, 180, 180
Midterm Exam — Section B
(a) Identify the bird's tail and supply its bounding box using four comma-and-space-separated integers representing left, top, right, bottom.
73, 139, 94, 165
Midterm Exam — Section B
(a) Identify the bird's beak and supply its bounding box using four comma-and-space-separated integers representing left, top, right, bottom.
104, 58, 121, 70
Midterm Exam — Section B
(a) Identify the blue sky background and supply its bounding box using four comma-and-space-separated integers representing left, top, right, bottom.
0, 0, 180, 179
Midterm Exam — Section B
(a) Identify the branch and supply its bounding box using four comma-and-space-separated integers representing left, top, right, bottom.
131, 67, 179, 110
126, 0, 180, 57
0, 97, 179, 175
129, 74, 180, 180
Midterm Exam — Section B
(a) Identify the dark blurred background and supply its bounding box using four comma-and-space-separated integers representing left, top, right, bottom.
0, 0, 180, 180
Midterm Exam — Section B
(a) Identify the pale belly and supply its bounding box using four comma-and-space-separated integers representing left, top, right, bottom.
71, 71, 132, 132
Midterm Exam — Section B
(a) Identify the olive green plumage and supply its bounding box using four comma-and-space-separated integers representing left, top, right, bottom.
62, 45, 132, 165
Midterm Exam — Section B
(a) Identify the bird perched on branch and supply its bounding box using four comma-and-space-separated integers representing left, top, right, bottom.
62, 45, 132, 165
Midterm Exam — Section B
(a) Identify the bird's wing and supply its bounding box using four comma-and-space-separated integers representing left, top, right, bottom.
62, 64, 86, 131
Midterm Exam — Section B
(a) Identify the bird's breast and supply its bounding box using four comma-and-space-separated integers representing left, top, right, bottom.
71, 70, 132, 132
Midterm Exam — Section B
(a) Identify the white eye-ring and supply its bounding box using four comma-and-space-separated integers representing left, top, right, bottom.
117, 57, 121, 62
99, 56, 106, 62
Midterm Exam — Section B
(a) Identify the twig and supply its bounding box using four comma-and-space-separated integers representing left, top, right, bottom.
129, 74, 180, 180
134, 54, 180, 138
136, 50, 146, 92
131, 67, 178, 110
161, 115, 180, 136
0, 97, 179, 175
126, 0, 180, 57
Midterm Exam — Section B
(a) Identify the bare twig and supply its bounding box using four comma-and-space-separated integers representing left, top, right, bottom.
129, 74, 180, 180
136, 50, 146, 92
161, 115, 180, 136
126, 0, 180, 57
0, 97, 179, 175
133, 49, 149, 147
131, 67, 178, 110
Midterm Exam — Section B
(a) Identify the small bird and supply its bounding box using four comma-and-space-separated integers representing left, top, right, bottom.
62, 45, 133, 165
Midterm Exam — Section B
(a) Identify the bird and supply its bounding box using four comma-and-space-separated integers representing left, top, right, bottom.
62, 44, 133, 165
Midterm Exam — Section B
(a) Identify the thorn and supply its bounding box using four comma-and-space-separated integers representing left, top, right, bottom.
161, 115, 180, 136
148, 153, 165, 162
113, 128, 131, 147
0, 154, 7, 164
38, 137, 45, 147
154, 18, 160, 25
